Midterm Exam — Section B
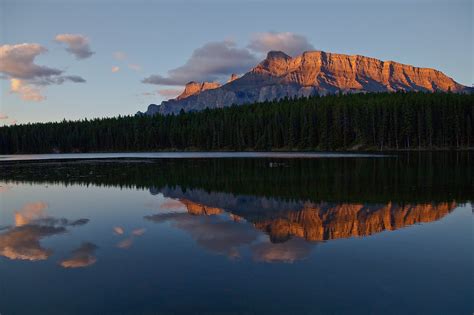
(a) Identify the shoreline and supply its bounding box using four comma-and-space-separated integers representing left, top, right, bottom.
0, 149, 471, 163
0, 151, 392, 163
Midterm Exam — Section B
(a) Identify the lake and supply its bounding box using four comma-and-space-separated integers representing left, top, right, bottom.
0, 152, 472, 314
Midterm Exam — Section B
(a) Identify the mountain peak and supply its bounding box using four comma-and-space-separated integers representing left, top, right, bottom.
254, 51, 293, 76
266, 50, 291, 60
176, 81, 221, 100
228, 73, 239, 83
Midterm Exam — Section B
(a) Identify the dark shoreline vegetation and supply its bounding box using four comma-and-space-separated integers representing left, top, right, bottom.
0, 92, 473, 154
0, 153, 472, 204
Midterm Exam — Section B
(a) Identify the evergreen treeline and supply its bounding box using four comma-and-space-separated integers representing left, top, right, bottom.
1, 92, 472, 153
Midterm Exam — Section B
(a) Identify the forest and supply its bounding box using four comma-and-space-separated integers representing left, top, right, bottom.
0, 92, 472, 153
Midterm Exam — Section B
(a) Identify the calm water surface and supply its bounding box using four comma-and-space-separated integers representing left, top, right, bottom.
0, 151, 386, 161
0, 153, 472, 314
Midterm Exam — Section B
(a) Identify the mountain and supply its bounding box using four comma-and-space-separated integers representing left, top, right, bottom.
176, 81, 220, 100
141, 50, 470, 116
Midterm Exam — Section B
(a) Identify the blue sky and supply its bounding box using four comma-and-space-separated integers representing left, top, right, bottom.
1, 0, 472, 125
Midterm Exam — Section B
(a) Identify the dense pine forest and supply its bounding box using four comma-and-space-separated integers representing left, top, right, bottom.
0, 92, 472, 154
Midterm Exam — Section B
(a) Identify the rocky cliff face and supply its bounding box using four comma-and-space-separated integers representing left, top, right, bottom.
227, 73, 239, 83
176, 81, 221, 100
143, 50, 470, 115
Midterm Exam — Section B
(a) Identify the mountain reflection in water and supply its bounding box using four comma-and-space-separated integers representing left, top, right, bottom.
145, 186, 457, 262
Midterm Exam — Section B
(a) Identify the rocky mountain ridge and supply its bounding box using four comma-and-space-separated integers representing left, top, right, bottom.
176, 81, 221, 100
142, 50, 470, 115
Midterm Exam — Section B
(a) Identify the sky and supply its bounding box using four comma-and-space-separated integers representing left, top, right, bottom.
0, 0, 472, 125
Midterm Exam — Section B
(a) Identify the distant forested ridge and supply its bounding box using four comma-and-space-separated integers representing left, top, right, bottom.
1, 92, 472, 154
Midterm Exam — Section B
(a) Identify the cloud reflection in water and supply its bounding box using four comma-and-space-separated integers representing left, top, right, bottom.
0, 202, 89, 262
59, 242, 98, 268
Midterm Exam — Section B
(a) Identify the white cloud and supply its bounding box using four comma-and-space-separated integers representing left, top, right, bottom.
112, 52, 141, 72
55, 34, 94, 59
0, 43, 62, 79
142, 40, 258, 86
248, 32, 315, 57
10, 79, 45, 102
0, 43, 86, 102
157, 88, 182, 98
142, 33, 314, 87
32, 75, 86, 86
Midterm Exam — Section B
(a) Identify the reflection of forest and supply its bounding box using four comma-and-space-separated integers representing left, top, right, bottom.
1, 152, 472, 204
